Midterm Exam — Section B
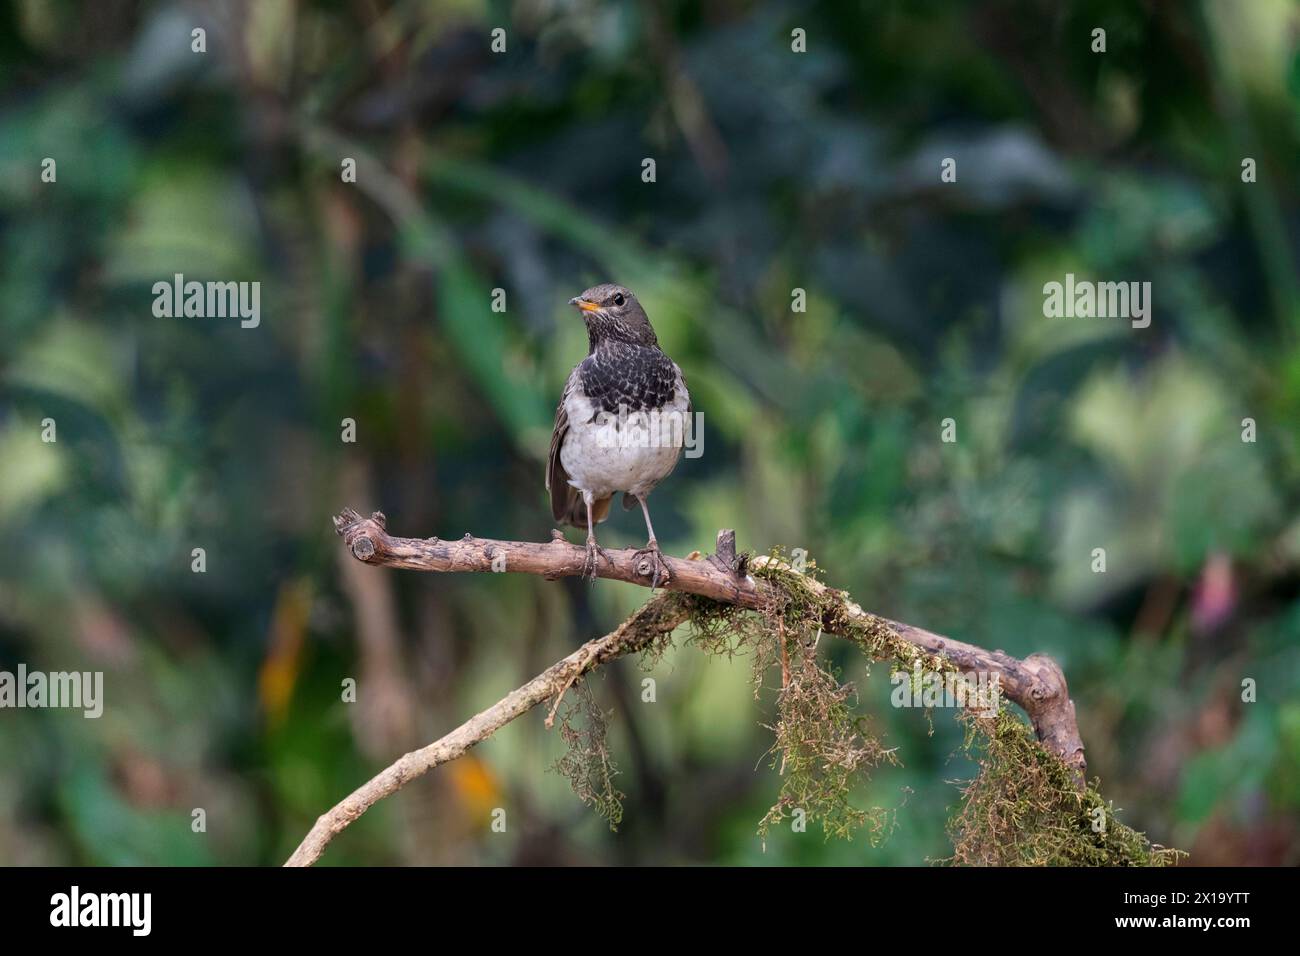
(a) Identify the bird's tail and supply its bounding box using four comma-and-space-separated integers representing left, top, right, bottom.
561, 491, 612, 530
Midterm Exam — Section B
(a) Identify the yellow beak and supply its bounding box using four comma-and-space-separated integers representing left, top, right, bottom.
569, 297, 601, 312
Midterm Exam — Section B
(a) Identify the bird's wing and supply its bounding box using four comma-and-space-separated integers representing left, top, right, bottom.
549, 362, 614, 529
547, 371, 577, 523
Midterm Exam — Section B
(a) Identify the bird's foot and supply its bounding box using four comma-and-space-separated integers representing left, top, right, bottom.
582, 536, 611, 581
633, 539, 671, 591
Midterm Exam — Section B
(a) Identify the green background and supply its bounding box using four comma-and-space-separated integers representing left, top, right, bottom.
1, 0, 1298, 865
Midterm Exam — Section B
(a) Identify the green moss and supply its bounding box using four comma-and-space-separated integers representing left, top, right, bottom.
679, 560, 1183, 865
756, 647, 898, 844
946, 711, 1185, 866
548, 592, 691, 832
550, 678, 624, 831
551, 560, 1181, 864
686, 557, 902, 844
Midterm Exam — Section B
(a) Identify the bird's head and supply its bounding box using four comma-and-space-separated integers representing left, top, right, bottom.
569, 283, 658, 349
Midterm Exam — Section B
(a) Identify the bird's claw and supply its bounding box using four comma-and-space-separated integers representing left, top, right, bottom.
633, 540, 671, 591
582, 537, 611, 581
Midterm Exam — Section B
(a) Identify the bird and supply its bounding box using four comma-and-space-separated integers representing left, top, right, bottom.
546, 283, 691, 587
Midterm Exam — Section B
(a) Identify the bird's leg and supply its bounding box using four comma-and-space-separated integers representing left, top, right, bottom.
581, 490, 610, 581
632, 494, 671, 590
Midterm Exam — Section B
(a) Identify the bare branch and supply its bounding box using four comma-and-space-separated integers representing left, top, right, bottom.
285, 592, 689, 867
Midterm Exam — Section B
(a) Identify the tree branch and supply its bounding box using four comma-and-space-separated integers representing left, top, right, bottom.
285, 591, 689, 867
285, 508, 1087, 866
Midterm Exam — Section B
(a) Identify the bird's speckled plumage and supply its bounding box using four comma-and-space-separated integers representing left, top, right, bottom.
546, 285, 690, 570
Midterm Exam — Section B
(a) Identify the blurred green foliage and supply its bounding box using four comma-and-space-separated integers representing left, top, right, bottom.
1, 0, 1298, 865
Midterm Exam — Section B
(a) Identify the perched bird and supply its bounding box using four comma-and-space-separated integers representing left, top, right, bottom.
547, 283, 691, 586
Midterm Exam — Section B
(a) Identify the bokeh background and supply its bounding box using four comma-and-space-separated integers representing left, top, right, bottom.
1, 0, 1298, 866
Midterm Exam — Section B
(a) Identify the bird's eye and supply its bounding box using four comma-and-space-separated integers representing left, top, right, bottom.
613, 293, 625, 306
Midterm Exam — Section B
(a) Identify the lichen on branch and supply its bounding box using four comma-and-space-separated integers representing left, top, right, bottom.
670, 556, 1179, 864
551, 678, 625, 830
947, 711, 1184, 866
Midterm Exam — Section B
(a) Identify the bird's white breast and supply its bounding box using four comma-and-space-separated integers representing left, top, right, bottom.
560, 365, 691, 499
